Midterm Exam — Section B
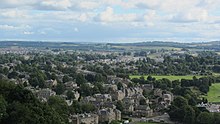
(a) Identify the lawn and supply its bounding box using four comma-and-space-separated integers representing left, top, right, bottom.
206, 83, 220, 103
130, 75, 203, 81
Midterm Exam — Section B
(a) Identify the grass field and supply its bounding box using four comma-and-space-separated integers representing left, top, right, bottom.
206, 83, 220, 103
136, 122, 165, 124
130, 75, 203, 81
136, 123, 157, 124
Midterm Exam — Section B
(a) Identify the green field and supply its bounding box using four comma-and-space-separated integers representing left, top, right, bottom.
136, 122, 159, 124
136, 122, 165, 124
206, 83, 220, 103
130, 75, 203, 81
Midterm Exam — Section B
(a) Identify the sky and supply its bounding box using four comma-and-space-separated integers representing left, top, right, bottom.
0, 0, 220, 43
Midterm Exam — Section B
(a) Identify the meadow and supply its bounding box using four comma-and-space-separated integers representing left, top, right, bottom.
206, 83, 220, 103
130, 75, 203, 81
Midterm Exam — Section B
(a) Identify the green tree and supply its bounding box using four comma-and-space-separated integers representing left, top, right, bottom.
0, 95, 7, 121
183, 105, 195, 124
81, 103, 96, 113
117, 82, 123, 90
110, 120, 121, 124
48, 96, 69, 123
76, 73, 86, 85
116, 101, 124, 112
54, 83, 65, 95
213, 113, 220, 124
173, 96, 188, 108
197, 112, 213, 124
66, 90, 75, 100
62, 75, 70, 83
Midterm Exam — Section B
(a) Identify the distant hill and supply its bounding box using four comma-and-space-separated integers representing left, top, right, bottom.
0, 41, 220, 51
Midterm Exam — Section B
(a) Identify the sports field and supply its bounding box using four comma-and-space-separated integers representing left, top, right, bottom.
206, 83, 220, 103
130, 75, 203, 81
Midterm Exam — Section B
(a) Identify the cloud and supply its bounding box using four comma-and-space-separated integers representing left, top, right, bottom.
0, 25, 17, 30
36, 0, 72, 11
0, 24, 31, 30
77, 1, 99, 10
0, 9, 30, 19
0, 0, 34, 8
169, 8, 209, 23
96, 7, 138, 23
23, 31, 34, 35
0, 0, 220, 42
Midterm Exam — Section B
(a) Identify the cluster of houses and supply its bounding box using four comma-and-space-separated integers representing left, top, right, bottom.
23, 75, 174, 124
0, 53, 175, 124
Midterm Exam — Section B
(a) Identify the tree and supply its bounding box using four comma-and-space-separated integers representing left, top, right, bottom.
110, 120, 121, 124
0, 95, 7, 121
139, 98, 147, 105
62, 75, 70, 83
117, 82, 123, 90
48, 96, 69, 123
168, 96, 189, 122
66, 90, 75, 100
116, 101, 124, 112
76, 73, 86, 85
8, 71, 18, 79
197, 112, 213, 124
213, 65, 220, 73
81, 103, 96, 113
183, 105, 195, 124
95, 73, 103, 82
70, 100, 82, 114
0, 79, 65, 124
54, 83, 65, 95
168, 104, 184, 121
173, 96, 188, 108
79, 83, 92, 96
147, 75, 153, 81
213, 113, 220, 124
85, 74, 95, 82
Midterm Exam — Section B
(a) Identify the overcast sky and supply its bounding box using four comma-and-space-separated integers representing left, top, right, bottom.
0, 0, 220, 42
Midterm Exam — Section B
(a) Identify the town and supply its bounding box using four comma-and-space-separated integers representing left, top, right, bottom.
0, 41, 220, 124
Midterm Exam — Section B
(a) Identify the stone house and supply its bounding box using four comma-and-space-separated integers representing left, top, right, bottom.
37, 88, 56, 102
111, 90, 125, 101
163, 93, 173, 105
98, 108, 121, 123
123, 97, 135, 113
64, 81, 78, 90
94, 94, 112, 102
141, 84, 154, 91
125, 87, 143, 97
104, 84, 118, 92
45, 79, 57, 88
70, 114, 99, 124
133, 105, 153, 117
